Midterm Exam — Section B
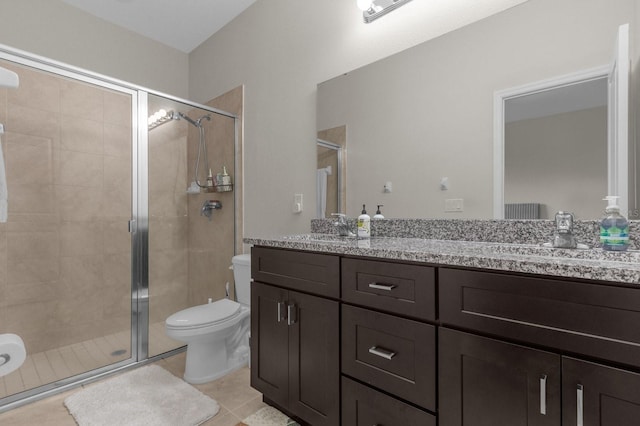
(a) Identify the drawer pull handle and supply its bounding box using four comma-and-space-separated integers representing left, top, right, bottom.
368, 346, 396, 360
539, 374, 547, 415
368, 282, 397, 291
577, 384, 584, 426
277, 301, 286, 323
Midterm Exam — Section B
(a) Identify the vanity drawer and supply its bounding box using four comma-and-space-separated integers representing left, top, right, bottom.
439, 267, 640, 368
342, 257, 435, 321
341, 304, 436, 410
251, 247, 340, 298
342, 376, 436, 426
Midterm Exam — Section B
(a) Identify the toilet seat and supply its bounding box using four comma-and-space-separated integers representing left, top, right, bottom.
166, 299, 241, 331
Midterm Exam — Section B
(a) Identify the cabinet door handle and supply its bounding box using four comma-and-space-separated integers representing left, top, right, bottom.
539, 374, 547, 415
368, 282, 397, 291
277, 301, 287, 323
368, 346, 396, 360
287, 304, 297, 326
577, 384, 584, 426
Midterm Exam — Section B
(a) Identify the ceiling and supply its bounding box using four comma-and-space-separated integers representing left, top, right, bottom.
60, 0, 258, 53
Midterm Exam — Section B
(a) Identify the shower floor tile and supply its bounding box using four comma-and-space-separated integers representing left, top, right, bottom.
0, 321, 180, 400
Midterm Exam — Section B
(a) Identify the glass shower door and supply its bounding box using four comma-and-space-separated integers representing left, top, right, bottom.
0, 58, 135, 403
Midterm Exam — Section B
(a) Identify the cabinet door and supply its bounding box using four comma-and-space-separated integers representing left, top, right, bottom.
287, 290, 340, 426
563, 357, 640, 426
439, 328, 561, 426
250, 282, 289, 409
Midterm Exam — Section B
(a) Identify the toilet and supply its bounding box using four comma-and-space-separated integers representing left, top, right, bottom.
165, 254, 251, 384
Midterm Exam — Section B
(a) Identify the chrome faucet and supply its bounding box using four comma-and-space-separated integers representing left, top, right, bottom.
201, 199, 222, 221
331, 213, 354, 237
552, 211, 578, 249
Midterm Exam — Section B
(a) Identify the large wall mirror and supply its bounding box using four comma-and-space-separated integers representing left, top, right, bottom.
317, 0, 638, 220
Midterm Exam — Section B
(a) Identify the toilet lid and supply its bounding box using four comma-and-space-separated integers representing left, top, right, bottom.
166, 299, 241, 329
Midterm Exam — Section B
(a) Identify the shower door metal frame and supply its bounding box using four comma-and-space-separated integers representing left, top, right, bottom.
0, 43, 239, 412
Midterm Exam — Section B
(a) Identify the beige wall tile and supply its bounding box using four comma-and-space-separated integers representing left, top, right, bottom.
0, 230, 6, 288
57, 185, 102, 221
103, 155, 130, 190
7, 183, 55, 215
60, 115, 103, 154
59, 221, 104, 257
7, 229, 58, 260
104, 90, 132, 126
7, 64, 60, 113
56, 150, 103, 187
6, 256, 59, 285
60, 80, 103, 122
103, 219, 131, 254
3, 279, 59, 307
104, 123, 131, 158
7, 104, 60, 143
149, 217, 188, 251
4, 133, 54, 186
103, 253, 131, 288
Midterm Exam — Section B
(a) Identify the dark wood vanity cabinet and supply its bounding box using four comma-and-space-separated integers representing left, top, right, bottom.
562, 357, 640, 426
250, 248, 340, 426
439, 267, 640, 426
439, 328, 562, 426
250, 247, 640, 426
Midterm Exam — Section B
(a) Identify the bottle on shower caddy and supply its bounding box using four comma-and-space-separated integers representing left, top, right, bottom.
357, 205, 371, 239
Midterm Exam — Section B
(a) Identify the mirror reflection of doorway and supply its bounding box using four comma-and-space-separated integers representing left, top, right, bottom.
317, 139, 342, 218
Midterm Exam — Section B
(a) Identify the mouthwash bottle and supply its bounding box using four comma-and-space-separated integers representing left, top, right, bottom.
600, 196, 629, 251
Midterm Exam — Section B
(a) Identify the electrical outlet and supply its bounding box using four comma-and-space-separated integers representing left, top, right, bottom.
445, 198, 464, 212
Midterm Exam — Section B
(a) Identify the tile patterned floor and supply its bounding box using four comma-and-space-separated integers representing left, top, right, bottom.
0, 322, 181, 400
0, 352, 265, 426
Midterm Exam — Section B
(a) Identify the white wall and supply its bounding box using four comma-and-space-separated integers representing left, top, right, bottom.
189, 0, 529, 236
0, 0, 189, 97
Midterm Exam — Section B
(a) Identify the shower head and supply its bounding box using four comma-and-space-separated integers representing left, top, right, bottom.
178, 112, 211, 128
195, 115, 211, 126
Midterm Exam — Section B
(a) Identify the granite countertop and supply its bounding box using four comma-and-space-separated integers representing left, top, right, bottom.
244, 234, 640, 285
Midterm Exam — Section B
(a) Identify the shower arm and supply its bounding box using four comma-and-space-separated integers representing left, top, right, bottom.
178, 112, 213, 188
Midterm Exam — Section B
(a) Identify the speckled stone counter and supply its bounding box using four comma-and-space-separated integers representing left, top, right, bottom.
311, 218, 640, 250
244, 234, 640, 285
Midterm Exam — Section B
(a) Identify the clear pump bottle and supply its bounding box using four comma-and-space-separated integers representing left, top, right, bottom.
600, 196, 629, 251
357, 205, 371, 239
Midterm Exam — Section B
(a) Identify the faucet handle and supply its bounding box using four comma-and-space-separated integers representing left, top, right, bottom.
331, 213, 347, 223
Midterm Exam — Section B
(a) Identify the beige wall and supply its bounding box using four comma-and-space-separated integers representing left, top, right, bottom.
0, 60, 132, 354
317, 0, 638, 219
0, 0, 189, 97
189, 0, 529, 235
505, 107, 608, 219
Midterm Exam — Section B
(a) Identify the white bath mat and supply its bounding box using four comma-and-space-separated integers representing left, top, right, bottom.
64, 365, 219, 426
241, 406, 300, 426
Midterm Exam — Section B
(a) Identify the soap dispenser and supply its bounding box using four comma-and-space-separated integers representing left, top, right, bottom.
373, 205, 385, 219
357, 204, 371, 239
600, 196, 629, 251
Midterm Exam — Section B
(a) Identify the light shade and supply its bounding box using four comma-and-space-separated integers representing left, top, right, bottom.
356, 0, 373, 11
357, 0, 413, 23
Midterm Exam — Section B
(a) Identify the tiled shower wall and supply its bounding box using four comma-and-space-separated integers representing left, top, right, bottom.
0, 61, 132, 354
147, 87, 242, 356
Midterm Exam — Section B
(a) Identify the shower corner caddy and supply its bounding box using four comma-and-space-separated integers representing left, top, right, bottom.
204, 183, 234, 193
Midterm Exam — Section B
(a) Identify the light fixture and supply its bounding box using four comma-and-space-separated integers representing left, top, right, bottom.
148, 109, 176, 130
356, 0, 413, 23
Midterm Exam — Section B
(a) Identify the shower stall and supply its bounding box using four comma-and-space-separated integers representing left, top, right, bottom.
0, 46, 241, 411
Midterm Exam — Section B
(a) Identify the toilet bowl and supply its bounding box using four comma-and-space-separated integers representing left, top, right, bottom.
165, 254, 251, 384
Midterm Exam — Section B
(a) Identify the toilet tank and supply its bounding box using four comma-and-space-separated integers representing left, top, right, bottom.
232, 254, 251, 306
